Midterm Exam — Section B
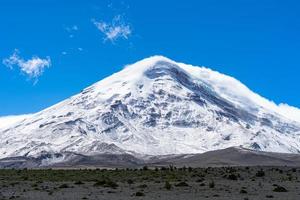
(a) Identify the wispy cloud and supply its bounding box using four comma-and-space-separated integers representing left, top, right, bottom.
3, 49, 51, 80
65, 25, 78, 32
93, 15, 132, 42
64, 25, 79, 38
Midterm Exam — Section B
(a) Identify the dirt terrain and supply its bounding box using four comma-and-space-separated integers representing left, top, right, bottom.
2, 147, 300, 169
0, 166, 299, 200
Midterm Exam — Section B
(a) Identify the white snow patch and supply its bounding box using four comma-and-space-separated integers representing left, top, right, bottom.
0, 114, 32, 131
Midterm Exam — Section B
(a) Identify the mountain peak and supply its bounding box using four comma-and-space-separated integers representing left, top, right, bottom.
126, 55, 175, 69
89, 55, 184, 98
121, 55, 179, 76
1, 56, 300, 164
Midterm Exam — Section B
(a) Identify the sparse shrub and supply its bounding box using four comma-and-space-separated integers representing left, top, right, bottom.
93, 180, 105, 186
31, 183, 38, 187
135, 191, 145, 196
256, 170, 265, 177
138, 184, 147, 189
142, 166, 148, 171
169, 165, 174, 171
74, 181, 84, 185
127, 179, 134, 184
266, 195, 274, 198
161, 167, 167, 171
175, 181, 189, 187
209, 180, 215, 188
240, 189, 247, 194
273, 185, 288, 192
227, 174, 238, 180
59, 183, 69, 189
165, 181, 172, 190
93, 179, 118, 189
10, 182, 19, 186
106, 180, 119, 189
196, 178, 204, 182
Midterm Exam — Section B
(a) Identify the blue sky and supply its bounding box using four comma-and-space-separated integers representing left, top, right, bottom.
0, 0, 300, 116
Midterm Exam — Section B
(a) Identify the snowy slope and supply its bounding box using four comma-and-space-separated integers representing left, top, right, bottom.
0, 115, 32, 131
1, 56, 300, 162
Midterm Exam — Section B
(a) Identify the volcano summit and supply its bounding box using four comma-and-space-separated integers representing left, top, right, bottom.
1, 56, 300, 167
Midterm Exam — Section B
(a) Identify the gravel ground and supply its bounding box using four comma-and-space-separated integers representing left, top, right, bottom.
0, 166, 299, 200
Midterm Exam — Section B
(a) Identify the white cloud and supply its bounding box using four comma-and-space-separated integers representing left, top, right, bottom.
64, 25, 79, 38
174, 59, 300, 123
65, 25, 78, 32
71, 25, 78, 31
93, 15, 132, 42
277, 104, 300, 123
3, 49, 51, 79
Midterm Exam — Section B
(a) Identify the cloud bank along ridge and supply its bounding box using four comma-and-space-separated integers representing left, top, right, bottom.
179, 61, 300, 123
123, 56, 300, 123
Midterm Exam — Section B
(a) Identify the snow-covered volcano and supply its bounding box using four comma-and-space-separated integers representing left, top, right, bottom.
1, 56, 300, 162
